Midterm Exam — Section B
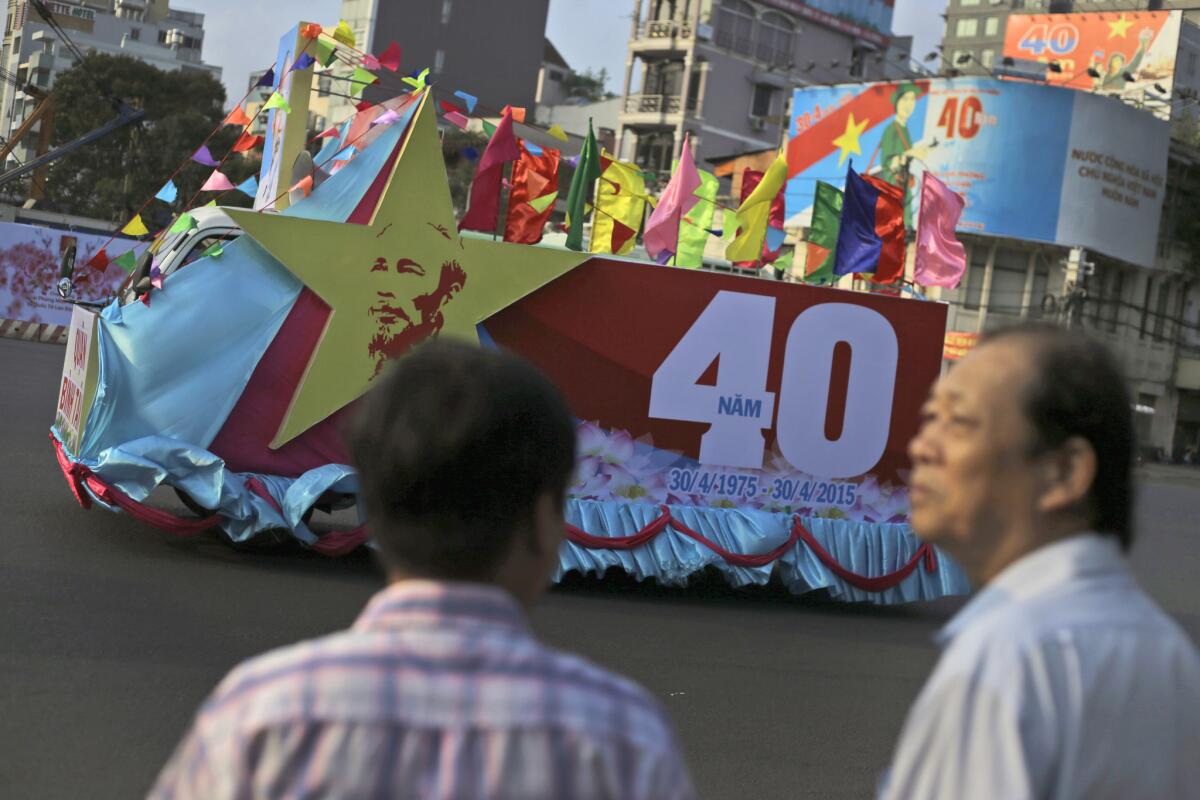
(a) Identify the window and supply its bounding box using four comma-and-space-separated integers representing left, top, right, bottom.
1189, 51, 1197, 76
41, 39, 54, 54
987, 248, 1027, 316
757, 11, 794, 67
434, 48, 445, 73
1027, 260, 1050, 319
959, 0, 980, 5
751, 83, 774, 117
963, 248, 989, 310
952, 49, 971, 68
441, 0, 452, 24
548, 69, 563, 82
715, 0, 754, 56
981, 49, 995, 68
956, 19, 978, 38
644, 60, 684, 97
984, 17, 999, 37
1104, 270, 1124, 332
130, 27, 140, 41
1153, 280, 1171, 341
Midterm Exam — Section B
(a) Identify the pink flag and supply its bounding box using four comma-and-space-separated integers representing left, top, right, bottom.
444, 111, 469, 130
200, 169, 236, 191
914, 171, 967, 288
643, 135, 701, 262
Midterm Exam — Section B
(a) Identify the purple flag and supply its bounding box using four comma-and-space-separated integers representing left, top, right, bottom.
191, 145, 220, 167
914, 171, 967, 288
643, 134, 701, 263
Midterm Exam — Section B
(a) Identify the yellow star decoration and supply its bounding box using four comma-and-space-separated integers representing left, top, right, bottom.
832, 113, 869, 166
1108, 14, 1133, 39
227, 93, 589, 448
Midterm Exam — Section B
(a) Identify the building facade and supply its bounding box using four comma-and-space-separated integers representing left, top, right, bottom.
0, 0, 220, 168
326, 0, 550, 128
616, 0, 908, 176
932, 0, 1200, 459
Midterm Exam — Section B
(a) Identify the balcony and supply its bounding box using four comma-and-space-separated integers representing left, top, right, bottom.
623, 93, 683, 114
630, 19, 693, 54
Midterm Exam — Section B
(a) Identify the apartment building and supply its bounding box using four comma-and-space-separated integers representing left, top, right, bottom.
616, 0, 907, 175
0, 0, 219, 168
326, 0, 550, 127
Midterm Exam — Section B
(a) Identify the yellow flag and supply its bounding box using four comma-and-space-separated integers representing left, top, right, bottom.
547, 124, 569, 142
725, 151, 787, 262
332, 19, 356, 47
590, 155, 646, 256
121, 213, 149, 236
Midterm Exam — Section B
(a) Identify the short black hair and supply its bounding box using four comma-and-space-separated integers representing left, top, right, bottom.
349, 340, 576, 580
981, 322, 1135, 550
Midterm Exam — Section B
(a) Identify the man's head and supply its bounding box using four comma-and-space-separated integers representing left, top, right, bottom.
907, 323, 1134, 584
350, 340, 576, 606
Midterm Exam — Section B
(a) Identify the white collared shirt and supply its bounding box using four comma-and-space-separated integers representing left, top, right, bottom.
880, 534, 1200, 800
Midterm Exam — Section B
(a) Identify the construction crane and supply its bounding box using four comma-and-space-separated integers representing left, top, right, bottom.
0, 0, 144, 198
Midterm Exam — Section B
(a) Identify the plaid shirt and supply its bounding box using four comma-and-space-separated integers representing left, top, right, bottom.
150, 580, 695, 799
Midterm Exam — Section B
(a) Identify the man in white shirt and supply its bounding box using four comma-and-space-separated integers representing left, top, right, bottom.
881, 323, 1200, 799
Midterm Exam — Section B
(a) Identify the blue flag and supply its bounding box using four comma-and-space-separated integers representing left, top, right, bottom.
236, 175, 258, 197
832, 164, 905, 282
155, 180, 177, 203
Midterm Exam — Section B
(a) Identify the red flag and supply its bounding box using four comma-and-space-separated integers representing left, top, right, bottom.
610, 218, 638, 253
862, 173, 905, 284
459, 109, 520, 233
223, 106, 252, 127
378, 41, 402, 71
355, 100, 373, 112
87, 248, 109, 271
504, 141, 560, 244
733, 169, 786, 270
232, 131, 263, 152
439, 99, 464, 115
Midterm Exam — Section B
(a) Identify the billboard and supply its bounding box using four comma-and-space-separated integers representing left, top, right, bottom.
785, 78, 1169, 268
1003, 11, 1181, 115
483, 259, 947, 523
0, 221, 137, 327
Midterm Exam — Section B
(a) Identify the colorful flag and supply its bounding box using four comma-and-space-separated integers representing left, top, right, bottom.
458, 108, 520, 234
350, 67, 378, 97
232, 131, 263, 152
294, 53, 316, 71
833, 165, 905, 284
236, 175, 258, 197
501, 105, 526, 123
443, 111, 469, 130
262, 91, 291, 114
677, 169, 718, 268
121, 214, 149, 236
504, 141, 560, 244
804, 181, 843, 284
726, 151, 787, 263
454, 90, 477, 113
332, 19, 356, 47
914, 171, 967, 288
112, 250, 138, 272
547, 124, 569, 142
732, 168, 786, 270
402, 68, 429, 91
190, 145, 219, 167
223, 106, 251, 127
255, 68, 275, 87
591, 155, 647, 256
644, 134, 701, 264
314, 38, 337, 67
154, 180, 177, 203
87, 248, 109, 271
564, 120, 601, 252
361, 54, 381, 71
169, 212, 197, 233
200, 169, 236, 191
378, 41, 402, 71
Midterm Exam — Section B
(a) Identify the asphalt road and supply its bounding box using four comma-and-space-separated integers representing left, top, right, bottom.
3, 336, 1199, 799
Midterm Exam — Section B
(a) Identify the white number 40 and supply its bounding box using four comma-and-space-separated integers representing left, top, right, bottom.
648, 290, 899, 479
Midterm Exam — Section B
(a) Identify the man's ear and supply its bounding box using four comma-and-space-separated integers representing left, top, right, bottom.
527, 492, 565, 558
1036, 436, 1097, 518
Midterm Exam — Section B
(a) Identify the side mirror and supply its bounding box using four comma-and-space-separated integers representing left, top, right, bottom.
57, 243, 76, 299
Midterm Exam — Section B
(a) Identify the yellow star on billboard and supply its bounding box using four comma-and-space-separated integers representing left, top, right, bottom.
833, 113, 869, 166
1108, 14, 1133, 39
227, 93, 589, 448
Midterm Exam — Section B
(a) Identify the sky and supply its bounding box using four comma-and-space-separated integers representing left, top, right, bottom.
186, 0, 946, 106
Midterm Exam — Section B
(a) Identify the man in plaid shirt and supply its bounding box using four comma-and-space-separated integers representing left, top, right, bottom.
150, 342, 695, 799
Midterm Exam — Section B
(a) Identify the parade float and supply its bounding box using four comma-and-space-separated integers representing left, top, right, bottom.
49, 22, 971, 604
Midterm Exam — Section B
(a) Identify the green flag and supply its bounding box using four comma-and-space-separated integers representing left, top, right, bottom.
677, 168, 718, 268
564, 119, 601, 252
112, 249, 138, 273
805, 180, 843, 284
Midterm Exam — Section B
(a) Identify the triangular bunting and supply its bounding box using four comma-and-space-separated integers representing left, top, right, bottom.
223, 106, 252, 127
169, 212, 197, 233
190, 145, 219, 167
121, 214, 149, 236
331, 19, 356, 47
262, 91, 291, 114
547, 124, 568, 142
112, 249, 138, 271
154, 180, 177, 203
200, 169, 236, 191
378, 41, 402, 71
232, 131, 264, 152
236, 175, 258, 197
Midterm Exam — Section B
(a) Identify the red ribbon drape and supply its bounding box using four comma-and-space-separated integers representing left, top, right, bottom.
53, 436, 938, 585
565, 503, 937, 592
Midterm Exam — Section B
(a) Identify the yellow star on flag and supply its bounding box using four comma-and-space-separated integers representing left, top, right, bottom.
227, 93, 589, 448
1108, 14, 1133, 39
832, 113, 869, 166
